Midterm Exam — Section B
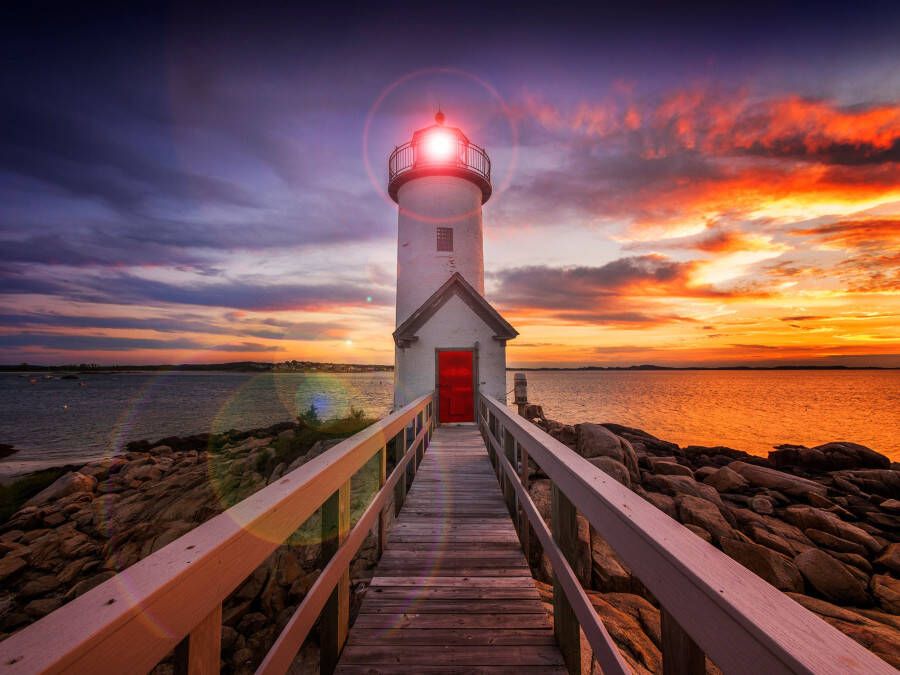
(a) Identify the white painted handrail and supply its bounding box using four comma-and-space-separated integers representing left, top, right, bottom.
479, 394, 894, 675
0, 394, 434, 675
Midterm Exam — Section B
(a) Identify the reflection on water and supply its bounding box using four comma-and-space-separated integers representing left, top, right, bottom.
507, 370, 900, 461
0, 369, 897, 476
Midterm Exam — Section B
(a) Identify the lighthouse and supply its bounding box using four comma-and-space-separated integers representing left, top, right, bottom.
389, 112, 517, 422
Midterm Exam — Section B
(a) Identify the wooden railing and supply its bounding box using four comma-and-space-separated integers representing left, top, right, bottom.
477, 394, 895, 675
0, 394, 434, 675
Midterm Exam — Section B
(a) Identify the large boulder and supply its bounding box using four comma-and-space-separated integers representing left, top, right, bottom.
783, 505, 881, 553
794, 549, 869, 606
588, 456, 631, 487
676, 495, 733, 542
875, 543, 900, 575
590, 530, 632, 592
727, 461, 827, 497
720, 538, 803, 592
646, 458, 693, 478
704, 466, 749, 493
25, 472, 97, 506
600, 424, 679, 457
833, 469, 900, 498
771, 442, 890, 472
575, 424, 639, 479
642, 474, 723, 507
871, 574, 900, 613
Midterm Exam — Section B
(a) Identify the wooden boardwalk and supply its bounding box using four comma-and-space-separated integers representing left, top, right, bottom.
336, 425, 565, 674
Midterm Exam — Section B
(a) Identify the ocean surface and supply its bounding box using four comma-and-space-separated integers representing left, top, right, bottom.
0, 369, 897, 477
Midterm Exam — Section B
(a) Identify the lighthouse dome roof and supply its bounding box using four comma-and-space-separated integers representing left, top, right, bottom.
388, 113, 491, 204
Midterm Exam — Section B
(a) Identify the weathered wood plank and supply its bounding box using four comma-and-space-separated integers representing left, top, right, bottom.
173, 603, 221, 675
336, 426, 563, 673
346, 628, 556, 646
338, 645, 564, 666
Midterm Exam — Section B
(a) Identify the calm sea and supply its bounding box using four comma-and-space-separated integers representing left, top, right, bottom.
0, 370, 897, 476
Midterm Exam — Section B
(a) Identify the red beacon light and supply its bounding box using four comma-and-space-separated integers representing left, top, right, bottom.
388, 110, 492, 204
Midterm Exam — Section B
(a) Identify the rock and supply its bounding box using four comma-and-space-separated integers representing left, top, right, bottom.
676, 495, 733, 542
704, 467, 749, 493
575, 424, 639, 478
871, 574, 900, 613
875, 543, 900, 575
237, 611, 267, 635
750, 496, 774, 515
586, 591, 662, 673
880, 499, 900, 513
23, 597, 63, 618
647, 458, 693, 478
771, 442, 890, 472
643, 492, 677, 519
788, 593, 900, 668
794, 549, 869, 605
720, 538, 803, 592
784, 506, 881, 553
643, 474, 723, 507
805, 529, 867, 556
600, 423, 679, 457
66, 571, 116, 600
0, 556, 27, 581
590, 530, 631, 592
25, 472, 97, 506
588, 456, 631, 487
684, 524, 712, 543
20, 575, 62, 598
835, 469, 900, 498
728, 461, 827, 497
831, 551, 873, 575
694, 466, 717, 481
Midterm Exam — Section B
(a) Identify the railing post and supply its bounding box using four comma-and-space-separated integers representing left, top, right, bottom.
393, 430, 406, 516
519, 445, 531, 564
661, 608, 705, 675
552, 484, 581, 675
503, 428, 516, 516
321, 480, 351, 675
377, 445, 387, 559
173, 603, 222, 675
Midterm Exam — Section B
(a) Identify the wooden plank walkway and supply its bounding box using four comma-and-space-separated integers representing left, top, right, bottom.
336, 425, 565, 674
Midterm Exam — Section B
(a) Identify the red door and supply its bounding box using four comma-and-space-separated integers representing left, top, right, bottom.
438, 350, 474, 423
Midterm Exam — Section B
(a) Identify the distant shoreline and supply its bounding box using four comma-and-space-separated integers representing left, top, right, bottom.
1, 361, 897, 373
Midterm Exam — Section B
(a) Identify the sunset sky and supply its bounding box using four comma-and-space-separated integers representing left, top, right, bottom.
2, 3, 899, 367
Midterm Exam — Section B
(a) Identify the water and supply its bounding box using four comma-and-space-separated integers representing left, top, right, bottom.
0, 369, 897, 477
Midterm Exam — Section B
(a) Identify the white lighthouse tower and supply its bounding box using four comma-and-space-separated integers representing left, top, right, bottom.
389, 112, 517, 422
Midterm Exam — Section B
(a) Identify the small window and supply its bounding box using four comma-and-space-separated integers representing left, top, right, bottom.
436, 227, 453, 252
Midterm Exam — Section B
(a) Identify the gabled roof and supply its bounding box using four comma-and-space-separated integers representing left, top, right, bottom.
393, 272, 518, 348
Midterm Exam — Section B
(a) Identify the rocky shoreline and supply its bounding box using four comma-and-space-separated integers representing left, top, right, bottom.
0, 413, 382, 674
521, 404, 899, 671
0, 408, 897, 672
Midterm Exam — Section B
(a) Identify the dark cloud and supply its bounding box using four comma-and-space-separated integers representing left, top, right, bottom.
780, 315, 827, 321
491, 255, 721, 325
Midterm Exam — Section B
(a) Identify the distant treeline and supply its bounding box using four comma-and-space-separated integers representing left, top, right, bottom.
0, 361, 393, 373
0, 361, 893, 374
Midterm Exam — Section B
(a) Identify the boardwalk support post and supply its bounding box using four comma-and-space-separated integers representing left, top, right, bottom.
173, 603, 222, 675
661, 608, 705, 675
321, 480, 351, 674
393, 430, 406, 516
503, 428, 516, 515
552, 484, 581, 674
